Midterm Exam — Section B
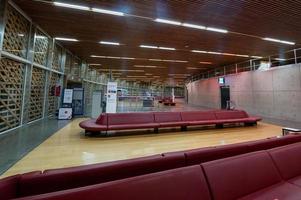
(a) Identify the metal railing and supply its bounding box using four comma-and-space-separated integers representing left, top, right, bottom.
187, 47, 301, 83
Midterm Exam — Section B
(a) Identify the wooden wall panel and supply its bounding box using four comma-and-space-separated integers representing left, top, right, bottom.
52, 44, 62, 71
29, 67, 45, 122
3, 4, 30, 58
33, 30, 49, 66
47, 72, 59, 117
0, 58, 24, 132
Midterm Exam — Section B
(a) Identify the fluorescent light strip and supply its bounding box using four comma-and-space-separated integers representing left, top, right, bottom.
187, 67, 201, 70
182, 23, 206, 30
274, 58, 286, 61
53, 2, 90, 11
100, 41, 120, 45
158, 46, 176, 50
155, 18, 181, 26
140, 45, 158, 49
192, 50, 254, 58
199, 61, 212, 64
90, 55, 187, 63
55, 37, 78, 42
89, 64, 102, 66
206, 27, 228, 33
99, 69, 144, 72
120, 57, 135, 60
134, 65, 158, 68
251, 56, 263, 59
91, 8, 124, 16
263, 37, 295, 45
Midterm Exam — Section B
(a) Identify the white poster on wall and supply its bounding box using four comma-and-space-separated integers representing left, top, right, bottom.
58, 108, 73, 120
106, 82, 118, 113
63, 89, 73, 104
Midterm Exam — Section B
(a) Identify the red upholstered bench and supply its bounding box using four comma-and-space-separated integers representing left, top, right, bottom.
79, 110, 262, 135
2, 135, 301, 199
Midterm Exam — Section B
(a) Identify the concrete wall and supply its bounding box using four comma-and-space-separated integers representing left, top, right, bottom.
187, 63, 301, 122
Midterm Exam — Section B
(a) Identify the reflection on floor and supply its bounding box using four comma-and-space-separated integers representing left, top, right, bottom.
1, 118, 282, 178
0, 119, 69, 176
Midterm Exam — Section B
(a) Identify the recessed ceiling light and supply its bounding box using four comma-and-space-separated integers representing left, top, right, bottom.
199, 61, 212, 64
263, 37, 295, 45
99, 69, 144, 72
208, 51, 222, 55
89, 63, 102, 66
206, 27, 228, 33
235, 54, 249, 58
91, 55, 106, 58
187, 67, 201, 70
120, 57, 135, 60
145, 73, 153, 75
140, 45, 158, 49
191, 50, 207, 53
106, 56, 121, 59
55, 37, 78, 42
274, 58, 286, 61
53, 2, 90, 11
91, 8, 124, 16
155, 18, 182, 26
251, 56, 263, 59
182, 23, 206, 30
100, 41, 120, 45
158, 46, 176, 50
148, 59, 162, 61
127, 75, 147, 78
134, 65, 160, 68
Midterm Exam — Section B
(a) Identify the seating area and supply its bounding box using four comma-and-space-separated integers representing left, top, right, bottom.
79, 110, 261, 134
2, 134, 301, 200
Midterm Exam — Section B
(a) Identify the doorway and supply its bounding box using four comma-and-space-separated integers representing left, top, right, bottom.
220, 86, 230, 109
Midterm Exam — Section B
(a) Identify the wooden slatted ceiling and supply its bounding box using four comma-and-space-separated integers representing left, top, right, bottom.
13, 0, 301, 82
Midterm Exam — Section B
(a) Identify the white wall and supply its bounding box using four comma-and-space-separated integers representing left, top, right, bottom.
187, 64, 301, 122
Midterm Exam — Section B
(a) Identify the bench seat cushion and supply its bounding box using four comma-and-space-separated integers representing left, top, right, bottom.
159, 121, 188, 127
79, 119, 107, 131
181, 111, 216, 121
108, 123, 159, 130
154, 112, 182, 123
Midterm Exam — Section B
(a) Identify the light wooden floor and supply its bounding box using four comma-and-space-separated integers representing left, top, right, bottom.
1, 118, 282, 178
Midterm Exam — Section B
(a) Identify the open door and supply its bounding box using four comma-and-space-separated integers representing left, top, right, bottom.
220, 86, 230, 109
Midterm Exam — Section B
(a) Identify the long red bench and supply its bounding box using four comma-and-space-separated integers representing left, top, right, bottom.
5, 141, 301, 200
79, 110, 261, 134
2, 134, 301, 200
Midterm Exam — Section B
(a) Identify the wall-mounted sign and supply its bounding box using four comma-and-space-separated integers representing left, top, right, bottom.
63, 89, 73, 104
106, 82, 118, 113
58, 108, 72, 120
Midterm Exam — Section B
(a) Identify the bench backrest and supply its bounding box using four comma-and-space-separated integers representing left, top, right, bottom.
202, 151, 282, 200
154, 112, 182, 123
180, 111, 216, 121
107, 113, 155, 125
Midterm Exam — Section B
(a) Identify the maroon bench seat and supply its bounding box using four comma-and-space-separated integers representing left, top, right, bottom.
202, 151, 301, 200
79, 110, 261, 134
14, 166, 211, 200
3, 136, 301, 199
